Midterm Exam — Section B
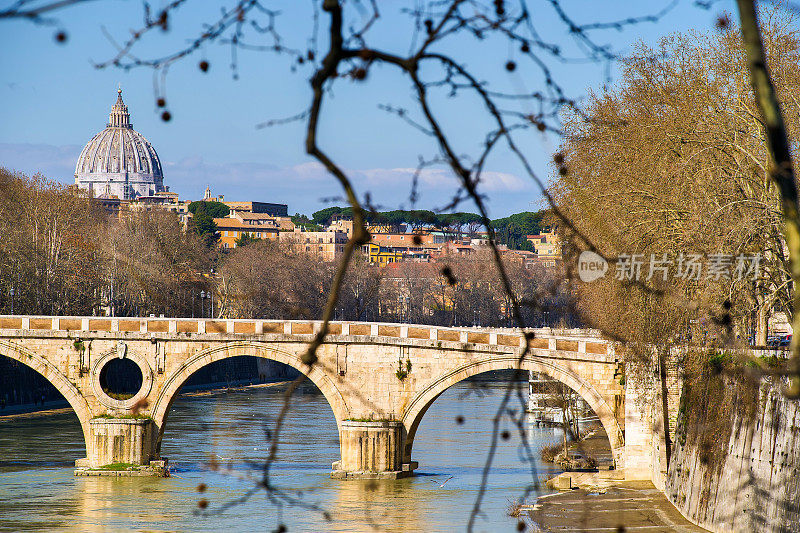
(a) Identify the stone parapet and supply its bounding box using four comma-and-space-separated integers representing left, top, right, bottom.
0, 315, 615, 362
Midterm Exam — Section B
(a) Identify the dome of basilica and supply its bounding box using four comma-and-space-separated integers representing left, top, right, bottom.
74, 88, 165, 200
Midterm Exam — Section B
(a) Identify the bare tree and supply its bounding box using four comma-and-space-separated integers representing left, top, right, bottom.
0, 169, 104, 316
105, 209, 212, 317
219, 239, 332, 319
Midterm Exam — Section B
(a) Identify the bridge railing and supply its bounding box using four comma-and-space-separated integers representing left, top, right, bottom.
0, 315, 613, 357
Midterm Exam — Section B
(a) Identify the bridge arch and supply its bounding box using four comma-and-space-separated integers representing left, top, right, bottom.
0, 339, 93, 442
401, 356, 624, 469
150, 341, 350, 449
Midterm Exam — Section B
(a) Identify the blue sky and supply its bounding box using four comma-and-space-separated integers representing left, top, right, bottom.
0, 0, 736, 218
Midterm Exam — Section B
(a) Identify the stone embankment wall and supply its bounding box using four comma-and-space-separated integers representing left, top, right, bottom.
665, 379, 799, 532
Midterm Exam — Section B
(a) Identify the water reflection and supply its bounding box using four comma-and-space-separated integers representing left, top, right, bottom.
1, 381, 563, 532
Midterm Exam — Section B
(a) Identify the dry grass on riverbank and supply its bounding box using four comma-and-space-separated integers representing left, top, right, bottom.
540, 443, 563, 463
507, 500, 524, 517
539, 425, 611, 471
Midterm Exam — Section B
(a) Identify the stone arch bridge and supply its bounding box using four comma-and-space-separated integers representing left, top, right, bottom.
0, 316, 656, 479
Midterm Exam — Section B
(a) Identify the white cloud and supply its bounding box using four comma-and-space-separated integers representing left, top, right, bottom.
0, 143, 82, 183
289, 161, 327, 178
477, 170, 527, 191
362, 167, 526, 191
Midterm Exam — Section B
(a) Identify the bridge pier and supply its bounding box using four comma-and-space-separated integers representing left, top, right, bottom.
74, 418, 165, 474
331, 420, 417, 479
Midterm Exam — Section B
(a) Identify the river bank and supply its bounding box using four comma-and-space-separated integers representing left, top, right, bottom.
529, 425, 709, 531
528, 481, 710, 532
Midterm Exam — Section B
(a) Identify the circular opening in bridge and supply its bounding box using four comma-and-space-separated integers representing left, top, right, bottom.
99, 358, 143, 400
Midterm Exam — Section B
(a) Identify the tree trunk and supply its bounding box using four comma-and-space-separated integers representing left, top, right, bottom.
757, 301, 768, 346
737, 0, 800, 398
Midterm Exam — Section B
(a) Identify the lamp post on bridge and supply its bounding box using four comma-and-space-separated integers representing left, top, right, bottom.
198, 290, 211, 318
9, 287, 14, 315
398, 295, 409, 323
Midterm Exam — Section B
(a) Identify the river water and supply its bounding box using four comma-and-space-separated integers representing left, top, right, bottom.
0, 381, 565, 532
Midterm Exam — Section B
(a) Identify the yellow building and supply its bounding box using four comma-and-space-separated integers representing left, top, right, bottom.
230, 211, 295, 230
279, 229, 347, 261
363, 232, 439, 263
361, 242, 404, 265
527, 229, 561, 260
214, 217, 279, 249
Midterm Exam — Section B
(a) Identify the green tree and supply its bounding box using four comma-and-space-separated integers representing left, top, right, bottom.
291, 213, 323, 231
190, 212, 219, 247
491, 211, 545, 249
406, 210, 438, 230
311, 206, 344, 226
188, 200, 229, 218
